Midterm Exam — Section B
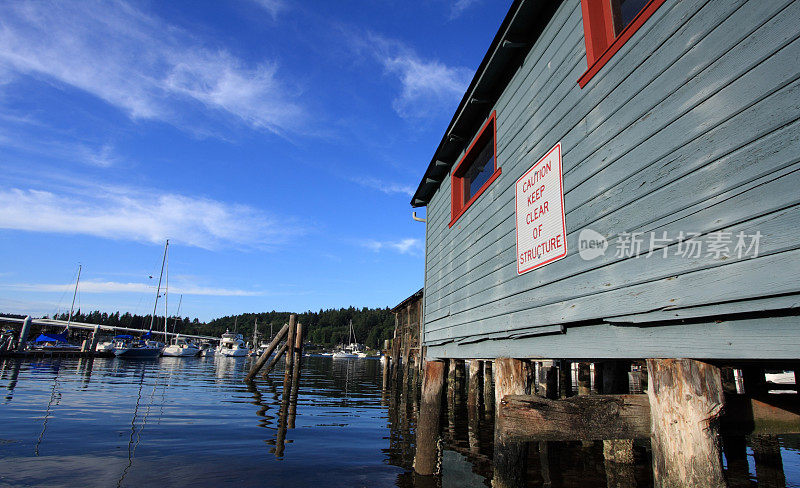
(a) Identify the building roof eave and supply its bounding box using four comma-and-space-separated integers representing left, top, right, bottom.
410, 0, 563, 208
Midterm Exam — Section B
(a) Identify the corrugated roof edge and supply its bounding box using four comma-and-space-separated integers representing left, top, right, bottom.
410, 0, 563, 208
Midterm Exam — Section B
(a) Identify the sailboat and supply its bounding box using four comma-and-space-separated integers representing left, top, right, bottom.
162, 295, 199, 357
114, 241, 169, 359
332, 320, 360, 359
30, 265, 82, 352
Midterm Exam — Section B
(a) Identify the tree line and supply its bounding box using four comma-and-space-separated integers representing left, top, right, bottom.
201, 307, 396, 350
39, 306, 397, 349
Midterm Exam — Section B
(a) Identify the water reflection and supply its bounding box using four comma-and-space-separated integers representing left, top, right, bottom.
0, 356, 797, 487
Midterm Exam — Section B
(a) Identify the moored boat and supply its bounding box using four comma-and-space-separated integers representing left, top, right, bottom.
217, 330, 249, 357
162, 335, 200, 357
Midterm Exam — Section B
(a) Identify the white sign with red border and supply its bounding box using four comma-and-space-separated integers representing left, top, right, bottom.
515, 142, 567, 274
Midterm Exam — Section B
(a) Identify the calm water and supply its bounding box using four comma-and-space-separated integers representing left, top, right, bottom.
0, 355, 798, 487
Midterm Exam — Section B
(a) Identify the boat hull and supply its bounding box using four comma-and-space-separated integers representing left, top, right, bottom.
114, 347, 162, 359
162, 346, 199, 357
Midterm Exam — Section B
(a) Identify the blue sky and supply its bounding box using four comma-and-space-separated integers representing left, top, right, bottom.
0, 0, 511, 321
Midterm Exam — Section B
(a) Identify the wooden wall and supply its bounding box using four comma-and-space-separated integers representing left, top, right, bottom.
422, 0, 800, 359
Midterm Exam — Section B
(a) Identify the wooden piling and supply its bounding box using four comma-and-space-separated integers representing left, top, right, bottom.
646, 358, 725, 488
720, 367, 738, 394
483, 360, 494, 413
577, 362, 591, 396
282, 315, 297, 386
287, 322, 303, 428
261, 343, 287, 377
414, 360, 446, 476
245, 321, 290, 381
558, 360, 572, 398
382, 339, 390, 389
537, 362, 558, 399
467, 360, 482, 408
493, 358, 531, 488
17, 316, 31, 351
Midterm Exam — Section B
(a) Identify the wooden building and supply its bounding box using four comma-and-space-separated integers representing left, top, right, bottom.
409, 0, 800, 485
389, 288, 423, 374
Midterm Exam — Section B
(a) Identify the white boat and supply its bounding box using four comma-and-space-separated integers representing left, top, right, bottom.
332, 320, 362, 359
217, 330, 249, 357
162, 335, 199, 357
94, 339, 116, 357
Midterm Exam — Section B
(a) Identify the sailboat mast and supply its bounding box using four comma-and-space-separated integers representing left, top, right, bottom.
164, 241, 169, 341
172, 294, 183, 334
66, 264, 81, 329
149, 240, 168, 332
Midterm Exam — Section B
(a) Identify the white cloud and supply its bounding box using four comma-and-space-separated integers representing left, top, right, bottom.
0, 1, 304, 135
251, 0, 286, 18
449, 0, 483, 19
4, 280, 263, 297
354, 33, 472, 120
0, 185, 302, 250
362, 238, 423, 255
351, 176, 414, 197
383, 54, 472, 119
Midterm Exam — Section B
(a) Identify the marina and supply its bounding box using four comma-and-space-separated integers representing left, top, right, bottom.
1, 0, 799, 486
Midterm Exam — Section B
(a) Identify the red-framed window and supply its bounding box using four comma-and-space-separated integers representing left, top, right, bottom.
578, 0, 666, 88
450, 112, 501, 227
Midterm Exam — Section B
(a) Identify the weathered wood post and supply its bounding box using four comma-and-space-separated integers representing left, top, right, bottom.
577, 362, 591, 395
287, 322, 303, 428
17, 316, 32, 351
392, 336, 402, 385
451, 359, 466, 404
493, 358, 531, 488
382, 339, 391, 390
537, 361, 558, 399
261, 342, 288, 377
282, 315, 297, 386
414, 360, 446, 476
599, 359, 635, 485
484, 360, 494, 414
558, 360, 572, 398
647, 359, 725, 488
720, 367, 738, 394
88, 325, 100, 355
467, 360, 483, 454
246, 322, 290, 381
468, 360, 483, 408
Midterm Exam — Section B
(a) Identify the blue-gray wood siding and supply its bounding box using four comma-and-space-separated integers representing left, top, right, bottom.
422, 0, 800, 359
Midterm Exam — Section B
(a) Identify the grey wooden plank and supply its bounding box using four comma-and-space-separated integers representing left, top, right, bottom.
427, 242, 800, 344
426, 315, 800, 360
427, 181, 800, 336
425, 0, 793, 274
425, 22, 800, 307
604, 294, 800, 324
427, 104, 800, 320
428, 72, 800, 308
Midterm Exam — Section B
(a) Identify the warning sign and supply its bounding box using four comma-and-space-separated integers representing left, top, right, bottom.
515, 142, 567, 275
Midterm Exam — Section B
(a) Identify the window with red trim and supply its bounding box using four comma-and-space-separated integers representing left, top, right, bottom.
450, 112, 500, 227
578, 0, 666, 87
